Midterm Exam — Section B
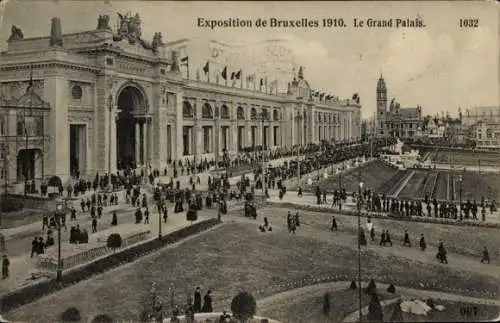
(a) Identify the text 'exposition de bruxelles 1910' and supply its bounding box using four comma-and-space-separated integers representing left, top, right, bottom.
196, 17, 426, 29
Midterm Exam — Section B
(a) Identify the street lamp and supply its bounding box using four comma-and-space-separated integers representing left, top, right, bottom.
55, 200, 65, 281
357, 181, 364, 322
158, 193, 165, 240
459, 174, 463, 221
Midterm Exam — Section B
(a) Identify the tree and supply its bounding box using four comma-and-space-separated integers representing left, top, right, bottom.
389, 299, 404, 322
106, 233, 122, 252
91, 314, 114, 323
186, 206, 198, 222
61, 307, 81, 322
367, 294, 384, 322
231, 292, 257, 322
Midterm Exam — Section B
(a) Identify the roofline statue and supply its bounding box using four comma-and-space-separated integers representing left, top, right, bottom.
8, 25, 24, 42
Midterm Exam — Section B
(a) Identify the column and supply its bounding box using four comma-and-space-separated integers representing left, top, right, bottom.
44, 76, 69, 180
135, 122, 140, 165
175, 92, 183, 162
143, 120, 149, 166
194, 99, 202, 164
231, 122, 238, 153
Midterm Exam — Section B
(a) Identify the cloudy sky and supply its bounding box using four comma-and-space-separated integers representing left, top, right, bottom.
0, 0, 498, 118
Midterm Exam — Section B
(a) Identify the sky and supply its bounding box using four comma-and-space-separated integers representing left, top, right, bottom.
0, 0, 498, 119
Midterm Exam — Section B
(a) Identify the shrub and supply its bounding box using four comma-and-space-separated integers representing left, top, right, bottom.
231, 292, 257, 322
367, 294, 384, 322
349, 281, 357, 290
0, 196, 24, 212
91, 314, 114, 323
106, 233, 122, 251
61, 307, 81, 322
365, 279, 377, 295
186, 208, 198, 222
389, 299, 404, 322
426, 298, 436, 309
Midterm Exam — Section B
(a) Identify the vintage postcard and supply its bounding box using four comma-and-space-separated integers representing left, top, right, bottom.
0, 0, 498, 322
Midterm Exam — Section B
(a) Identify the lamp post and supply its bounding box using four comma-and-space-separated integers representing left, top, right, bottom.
459, 174, 463, 221
158, 194, 165, 240
260, 111, 266, 198
108, 95, 114, 192
55, 200, 65, 281
357, 181, 364, 322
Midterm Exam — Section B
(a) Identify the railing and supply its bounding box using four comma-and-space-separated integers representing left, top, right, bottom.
38, 231, 151, 271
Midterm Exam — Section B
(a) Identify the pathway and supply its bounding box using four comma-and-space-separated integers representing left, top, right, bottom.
267, 192, 500, 225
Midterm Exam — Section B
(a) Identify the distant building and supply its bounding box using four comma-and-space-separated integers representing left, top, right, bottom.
470, 120, 500, 149
462, 106, 500, 127
375, 75, 423, 139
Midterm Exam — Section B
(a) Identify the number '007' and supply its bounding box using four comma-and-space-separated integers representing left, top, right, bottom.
459, 19, 479, 28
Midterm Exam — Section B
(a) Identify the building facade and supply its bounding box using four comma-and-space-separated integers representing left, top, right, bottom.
469, 120, 500, 149
0, 14, 361, 185
375, 75, 422, 139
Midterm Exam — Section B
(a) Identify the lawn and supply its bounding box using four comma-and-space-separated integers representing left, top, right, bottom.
5, 219, 498, 323
259, 288, 397, 323
304, 160, 399, 193
431, 150, 499, 167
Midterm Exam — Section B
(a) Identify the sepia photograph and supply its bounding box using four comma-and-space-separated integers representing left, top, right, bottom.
0, 0, 498, 322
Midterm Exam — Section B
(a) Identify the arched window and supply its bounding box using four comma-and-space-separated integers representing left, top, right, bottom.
273, 109, 279, 121
221, 105, 229, 119
250, 108, 257, 120
183, 101, 193, 118
237, 106, 245, 120
262, 108, 269, 120
486, 128, 493, 139
202, 103, 213, 119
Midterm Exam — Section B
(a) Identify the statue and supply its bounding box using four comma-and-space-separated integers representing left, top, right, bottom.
151, 32, 164, 53
49, 17, 63, 47
96, 15, 111, 30
8, 25, 24, 42
116, 12, 142, 44
352, 93, 360, 104
170, 51, 180, 72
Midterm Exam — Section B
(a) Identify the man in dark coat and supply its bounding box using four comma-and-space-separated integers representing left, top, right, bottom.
201, 290, 213, 312
193, 287, 202, 313
2, 255, 9, 279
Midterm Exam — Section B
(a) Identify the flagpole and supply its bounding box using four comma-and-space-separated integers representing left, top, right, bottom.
187, 63, 189, 80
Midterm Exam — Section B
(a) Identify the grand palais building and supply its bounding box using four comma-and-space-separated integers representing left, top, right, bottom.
0, 14, 361, 185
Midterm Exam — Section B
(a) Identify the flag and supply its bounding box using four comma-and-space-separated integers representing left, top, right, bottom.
235, 70, 241, 79
221, 66, 227, 80
180, 56, 189, 65
203, 61, 209, 74
230, 72, 235, 80
320, 93, 325, 100
259, 78, 263, 86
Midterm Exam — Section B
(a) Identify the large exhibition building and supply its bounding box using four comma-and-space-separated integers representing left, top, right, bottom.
0, 14, 361, 184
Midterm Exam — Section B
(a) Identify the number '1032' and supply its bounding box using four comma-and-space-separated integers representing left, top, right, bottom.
459, 19, 479, 28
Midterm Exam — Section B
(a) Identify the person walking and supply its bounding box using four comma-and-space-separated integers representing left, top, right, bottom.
2, 255, 9, 279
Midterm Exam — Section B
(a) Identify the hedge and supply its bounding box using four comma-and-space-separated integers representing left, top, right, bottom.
0, 218, 220, 313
